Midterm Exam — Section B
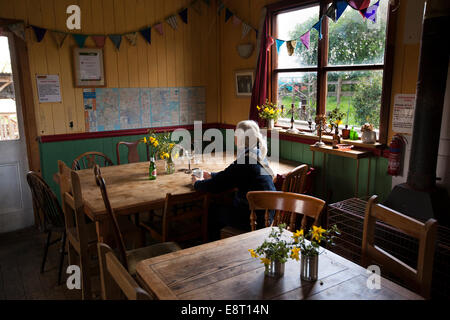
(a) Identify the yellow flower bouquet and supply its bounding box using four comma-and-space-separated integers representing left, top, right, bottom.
292, 224, 340, 257
257, 99, 282, 121
141, 131, 179, 174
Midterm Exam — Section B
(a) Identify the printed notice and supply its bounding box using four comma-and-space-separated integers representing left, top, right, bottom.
36, 74, 62, 103
79, 52, 102, 81
392, 94, 416, 134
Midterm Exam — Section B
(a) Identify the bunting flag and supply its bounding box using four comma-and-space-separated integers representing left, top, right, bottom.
266, 36, 275, 51
241, 22, 251, 39
225, 8, 233, 23
8, 23, 25, 40
154, 23, 164, 36
326, 3, 337, 22
276, 39, 285, 53
31, 25, 47, 42
166, 15, 178, 30
73, 34, 87, 48
91, 35, 106, 48
365, 0, 380, 23
348, 0, 370, 10
336, 0, 348, 21
179, 8, 188, 24
124, 32, 137, 46
286, 40, 297, 56
51, 31, 67, 48
300, 31, 310, 50
312, 17, 323, 40
139, 27, 151, 44
232, 15, 241, 26
217, 1, 225, 15
109, 34, 122, 50
191, 0, 203, 15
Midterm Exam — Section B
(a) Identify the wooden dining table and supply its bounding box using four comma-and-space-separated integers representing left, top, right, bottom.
64, 154, 300, 242
135, 227, 423, 300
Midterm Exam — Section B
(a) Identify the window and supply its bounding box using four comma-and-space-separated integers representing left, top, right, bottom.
271, 0, 394, 143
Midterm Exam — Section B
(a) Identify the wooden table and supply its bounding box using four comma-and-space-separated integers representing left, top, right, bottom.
136, 228, 423, 300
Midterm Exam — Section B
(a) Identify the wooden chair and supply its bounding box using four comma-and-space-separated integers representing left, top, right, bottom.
97, 243, 152, 300
72, 151, 114, 170
94, 165, 181, 297
26, 172, 66, 285
247, 191, 326, 231
58, 160, 99, 300
361, 195, 437, 299
139, 191, 209, 244
116, 141, 149, 165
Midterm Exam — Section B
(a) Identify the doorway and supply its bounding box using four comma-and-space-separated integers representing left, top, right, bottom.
0, 32, 33, 233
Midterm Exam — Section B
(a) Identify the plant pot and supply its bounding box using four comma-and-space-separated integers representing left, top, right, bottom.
361, 131, 377, 144
267, 119, 275, 130
265, 260, 285, 278
300, 254, 318, 281
165, 159, 175, 174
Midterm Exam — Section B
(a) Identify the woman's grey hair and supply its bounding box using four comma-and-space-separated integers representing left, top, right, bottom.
235, 120, 268, 160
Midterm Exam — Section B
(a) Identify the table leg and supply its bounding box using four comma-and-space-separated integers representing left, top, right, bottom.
312, 151, 315, 167
355, 159, 360, 198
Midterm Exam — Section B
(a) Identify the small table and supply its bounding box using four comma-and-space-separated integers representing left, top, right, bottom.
310, 144, 373, 198
136, 227, 422, 300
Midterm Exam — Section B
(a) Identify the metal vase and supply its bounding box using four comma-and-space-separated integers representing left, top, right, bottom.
300, 254, 319, 281
266, 260, 285, 278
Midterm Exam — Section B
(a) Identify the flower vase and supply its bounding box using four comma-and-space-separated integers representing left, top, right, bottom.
165, 158, 175, 174
267, 119, 275, 130
300, 254, 319, 281
265, 260, 285, 278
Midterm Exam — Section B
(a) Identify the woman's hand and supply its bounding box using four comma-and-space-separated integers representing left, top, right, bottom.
191, 175, 203, 186
203, 171, 212, 180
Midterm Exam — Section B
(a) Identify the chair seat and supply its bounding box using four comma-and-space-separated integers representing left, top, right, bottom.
220, 226, 246, 239
126, 242, 182, 276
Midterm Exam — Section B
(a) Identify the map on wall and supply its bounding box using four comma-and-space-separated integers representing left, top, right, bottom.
83, 87, 206, 132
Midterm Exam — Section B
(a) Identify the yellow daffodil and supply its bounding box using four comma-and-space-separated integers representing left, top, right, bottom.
248, 249, 258, 258
260, 257, 271, 266
292, 229, 304, 243
169, 143, 175, 148
312, 226, 326, 243
257, 106, 260, 110
264, 107, 269, 113
290, 247, 301, 261
143, 137, 147, 143
149, 137, 156, 143
153, 141, 159, 147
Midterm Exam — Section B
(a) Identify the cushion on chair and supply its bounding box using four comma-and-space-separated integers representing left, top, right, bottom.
126, 242, 182, 276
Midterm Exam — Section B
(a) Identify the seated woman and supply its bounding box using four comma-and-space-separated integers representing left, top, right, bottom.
192, 120, 276, 240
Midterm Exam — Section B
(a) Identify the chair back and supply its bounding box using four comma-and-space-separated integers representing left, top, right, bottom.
98, 243, 152, 300
247, 191, 325, 231
26, 171, 65, 230
72, 151, 114, 170
116, 141, 149, 165
282, 164, 309, 193
94, 165, 129, 270
361, 195, 437, 299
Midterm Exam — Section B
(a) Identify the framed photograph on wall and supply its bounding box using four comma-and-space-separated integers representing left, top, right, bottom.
235, 70, 254, 97
73, 48, 106, 87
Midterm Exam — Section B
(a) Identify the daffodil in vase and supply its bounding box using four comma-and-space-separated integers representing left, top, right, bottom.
292, 225, 340, 281
155, 132, 179, 174
257, 100, 282, 130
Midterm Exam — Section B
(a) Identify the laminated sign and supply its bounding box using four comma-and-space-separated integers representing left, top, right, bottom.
36, 74, 62, 103
392, 94, 416, 134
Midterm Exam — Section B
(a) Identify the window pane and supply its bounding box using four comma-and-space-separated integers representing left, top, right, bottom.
278, 72, 317, 121
0, 36, 19, 141
326, 70, 383, 129
276, 5, 319, 68
328, 0, 389, 66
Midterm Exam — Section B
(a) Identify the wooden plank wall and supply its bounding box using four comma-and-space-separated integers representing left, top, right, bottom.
0, 0, 220, 136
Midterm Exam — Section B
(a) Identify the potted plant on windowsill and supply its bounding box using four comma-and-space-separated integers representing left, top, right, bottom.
361, 123, 376, 143
257, 100, 282, 130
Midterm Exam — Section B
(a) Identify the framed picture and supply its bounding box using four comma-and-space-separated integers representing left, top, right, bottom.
73, 48, 106, 87
235, 70, 254, 97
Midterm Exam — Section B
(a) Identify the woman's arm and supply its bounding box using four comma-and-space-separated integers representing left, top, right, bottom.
193, 163, 238, 193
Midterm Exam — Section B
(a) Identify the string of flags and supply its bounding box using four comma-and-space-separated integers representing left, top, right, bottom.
0, 0, 209, 50
217, 1, 258, 39
271, 0, 382, 56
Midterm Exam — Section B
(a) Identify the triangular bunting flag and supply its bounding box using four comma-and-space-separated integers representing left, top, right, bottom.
109, 34, 122, 50
31, 25, 47, 42
51, 31, 67, 48
300, 31, 310, 50
139, 27, 151, 44
225, 8, 233, 23
232, 15, 241, 26
124, 32, 137, 46
191, 0, 202, 15
359, 8, 367, 19
179, 8, 188, 24
336, 0, 348, 21
365, 0, 380, 23
166, 15, 178, 30
91, 35, 106, 48
275, 39, 285, 53
241, 23, 251, 39
266, 36, 275, 51
217, 1, 225, 15
286, 40, 297, 56
73, 34, 87, 48
154, 23, 164, 36
347, 0, 370, 10
325, 3, 336, 22
7, 23, 25, 40
312, 18, 323, 40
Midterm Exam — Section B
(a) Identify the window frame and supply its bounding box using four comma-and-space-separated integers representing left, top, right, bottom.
267, 0, 397, 144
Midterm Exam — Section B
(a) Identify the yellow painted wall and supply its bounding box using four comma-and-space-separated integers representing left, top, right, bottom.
0, 0, 220, 135
219, 0, 422, 143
